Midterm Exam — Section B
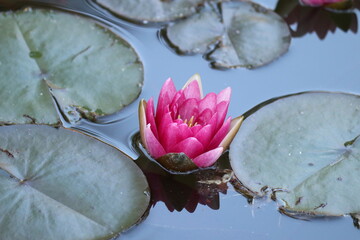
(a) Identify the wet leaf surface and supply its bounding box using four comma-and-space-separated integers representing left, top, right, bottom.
230, 92, 360, 217
95, 0, 205, 24
0, 8, 143, 125
165, 1, 291, 69
0, 125, 150, 240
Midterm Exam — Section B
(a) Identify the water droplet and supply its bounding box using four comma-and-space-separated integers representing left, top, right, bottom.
29, 51, 42, 59
235, 30, 240, 34
288, 152, 292, 156
300, 111, 304, 115
40, 92, 43, 96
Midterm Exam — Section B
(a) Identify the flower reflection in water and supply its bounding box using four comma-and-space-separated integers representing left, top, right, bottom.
134, 133, 232, 212
275, 0, 359, 39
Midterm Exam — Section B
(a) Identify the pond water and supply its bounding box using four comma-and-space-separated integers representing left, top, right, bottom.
1, 0, 360, 239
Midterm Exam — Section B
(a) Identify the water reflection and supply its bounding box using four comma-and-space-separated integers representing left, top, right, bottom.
275, 0, 359, 39
133, 133, 232, 213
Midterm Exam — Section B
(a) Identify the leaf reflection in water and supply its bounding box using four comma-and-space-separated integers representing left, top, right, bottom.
133, 133, 232, 213
275, 0, 359, 39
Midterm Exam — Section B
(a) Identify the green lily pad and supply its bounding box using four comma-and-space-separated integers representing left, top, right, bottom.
165, 1, 291, 69
230, 92, 360, 217
0, 8, 143, 125
95, 0, 205, 23
0, 124, 150, 240
165, 8, 224, 54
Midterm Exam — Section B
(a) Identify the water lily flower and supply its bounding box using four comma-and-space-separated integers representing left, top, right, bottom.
139, 74, 242, 171
300, 0, 348, 6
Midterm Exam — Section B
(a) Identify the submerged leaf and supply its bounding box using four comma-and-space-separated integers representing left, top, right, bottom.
230, 92, 360, 217
165, 1, 291, 69
95, 0, 205, 23
0, 125, 150, 240
0, 8, 143, 125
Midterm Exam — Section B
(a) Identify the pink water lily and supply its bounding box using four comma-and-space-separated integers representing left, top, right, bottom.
139, 74, 242, 169
300, 0, 346, 6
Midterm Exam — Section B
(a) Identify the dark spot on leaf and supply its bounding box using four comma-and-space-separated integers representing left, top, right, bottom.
0, 148, 14, 158
308, 163, 314, 166
295, 197, 303, 205
314, 203, 327, 210
337, 177, 343, 181
29, 51, 42, 58
344, 135, 360, 147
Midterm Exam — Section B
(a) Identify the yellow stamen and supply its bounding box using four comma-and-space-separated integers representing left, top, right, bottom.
187, 116, 195, 127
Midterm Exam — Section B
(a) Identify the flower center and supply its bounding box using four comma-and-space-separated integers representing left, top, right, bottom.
177, 115, 197, 127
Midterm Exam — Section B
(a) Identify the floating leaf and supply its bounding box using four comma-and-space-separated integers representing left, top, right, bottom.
95, 0, 205, 23
0, 124, 150, 240
165, 8, 224, 54
0, 8, 143, 125
165, 1, 291, 69
230, 92, 360, 217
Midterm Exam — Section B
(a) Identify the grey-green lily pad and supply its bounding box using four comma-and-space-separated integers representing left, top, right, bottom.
230, 92, 360, 217
0, 8, 143, 125
0, 124, 150, 240
165, 1, 291, 69
95, 0, 205, 23
165, 8, 224, 54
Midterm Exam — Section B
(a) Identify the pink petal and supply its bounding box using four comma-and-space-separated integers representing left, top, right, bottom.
145, 98, 158, 139
178, 98, 199, 121
196, 108, 213, 125
160, 123, 179, 152
191, 125, 202, 135
301, 0, 342, 6
215, 101, 230, 130
198, 92, 217, 114
192, 147, 224, 167
144, 124, 166, 158
208, 117, 231, 150
169, 90, 184, 118
169, 137, 204, 159
178, 123, 194, 140
216, 87, 231, 104
194, 124, 215, 149
157, 112, 173, 141
182, 73, 203, 98
183, 80, 201, 100
156, 78, 177, 119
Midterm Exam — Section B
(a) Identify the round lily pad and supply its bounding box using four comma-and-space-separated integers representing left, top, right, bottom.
94, 0, 205, 23
0, 8, 143, 125
165, 1, 291, 69
0, 124, 150, 240
230, 92, 360, 217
